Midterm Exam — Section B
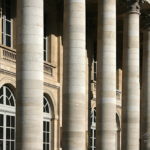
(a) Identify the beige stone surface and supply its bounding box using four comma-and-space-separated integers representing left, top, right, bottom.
122, 6, 140, 150
62, 0, 86, 150
96, 0, 117, 150
16, 0, 44, 149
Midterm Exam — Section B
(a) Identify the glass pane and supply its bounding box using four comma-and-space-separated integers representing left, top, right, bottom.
6, 141, 10, 150
44, 122, 46, 131
11, 116, 15, 127
0, 115, 3, 126
46, 144, 49, 150
44, 39, 46, 50
43, 144, 45, 150
6, 21, 11, 35
6, 128, 10, 139
47, 133, 49, 142
6, 35, 11, 47
47, 122, 49, 132
7, 116, 10, 127
0, 97, 3, 104
6, 88, 11, 98
11, 129, 14, 140
2, 32, 4, 45
44, 51, 46, 61
6, 98, 10, 105
10, 97, 14, 106
0, 88, 3, 96
11, 141, 14, 150
0, 127, 3, 139
0, 140, 3, 150
44, 132, 46, 143
46, 105, 49, 113
0, 88, 3, 104
44, 99, 46, 106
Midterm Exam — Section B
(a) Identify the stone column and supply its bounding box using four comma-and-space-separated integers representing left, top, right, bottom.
122, 1, 140, 150
62, 0, 86, 150
16, 0, 43, 150
141, 24, 150, 150
96, 0, 117, 150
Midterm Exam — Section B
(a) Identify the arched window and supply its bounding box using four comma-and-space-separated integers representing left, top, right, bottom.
89, 107, 96, 150
43, 95, 52, 150
0, 85, 15, 150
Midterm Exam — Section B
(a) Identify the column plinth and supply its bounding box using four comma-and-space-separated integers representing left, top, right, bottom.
96, 0, 117, 150
122, 2, 140, 150
16, 0, 43, 150
62, 0, 86, 150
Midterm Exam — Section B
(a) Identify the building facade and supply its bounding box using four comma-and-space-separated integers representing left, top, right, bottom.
0, 0, 150, 150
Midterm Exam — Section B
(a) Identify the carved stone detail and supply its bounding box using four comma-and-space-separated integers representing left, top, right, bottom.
127, 0, 140, 13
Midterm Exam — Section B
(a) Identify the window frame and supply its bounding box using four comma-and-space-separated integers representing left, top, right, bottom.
43, 95, 52, 150
1, 0, 13, 48
0, 85, 16, 150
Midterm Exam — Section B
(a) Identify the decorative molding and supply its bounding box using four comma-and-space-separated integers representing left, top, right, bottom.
44, 82, 60, 89
0, 69, 16, 77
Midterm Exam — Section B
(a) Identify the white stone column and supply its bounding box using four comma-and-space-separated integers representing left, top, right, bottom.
62, 0, 86, 150
96, 0, 117, 150
141, 25, 150, 150
16, 0, 43, 150
122, 2, 140, 150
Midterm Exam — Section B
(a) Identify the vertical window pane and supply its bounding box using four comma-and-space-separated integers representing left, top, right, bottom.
11, 116, 15, 127
0, 88, 3, 97
10, 97, 14, 106
11, 141, 14, 150
0, 88, 3, 104
47, 144, 49, 150
6, 98, 10, 105
6, 116, 10, 127
11, 129, 14, 140
6, 35, 11, 47
6, 21, 11, 35
6, 128, 10, 139
47, 133, 49, 142
0, 97, 3, 104
47, 122, 49, 132
0, 127, 3, 139
0, 140, 3, 150
6, 88, 11, 98
44, 132, 46, 143
6, 141, 10, 150
0, 115, 3, 126
44, 122, 46, 131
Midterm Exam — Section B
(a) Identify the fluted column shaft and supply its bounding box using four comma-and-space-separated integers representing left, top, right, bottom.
96, 0, 116, 150
16, 0, 43, 150
122, 2, 140, 150
62, 0, 86, 150
141, 27, 150, 150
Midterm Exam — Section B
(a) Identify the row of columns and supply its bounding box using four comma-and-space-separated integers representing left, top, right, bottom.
15, 0, 150, 150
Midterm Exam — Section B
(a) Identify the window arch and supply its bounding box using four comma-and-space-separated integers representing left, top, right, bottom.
43, 95, 52, 150
0, 85, 16, 150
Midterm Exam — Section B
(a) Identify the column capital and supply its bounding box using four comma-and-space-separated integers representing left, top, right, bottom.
127, 0, 140, 14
